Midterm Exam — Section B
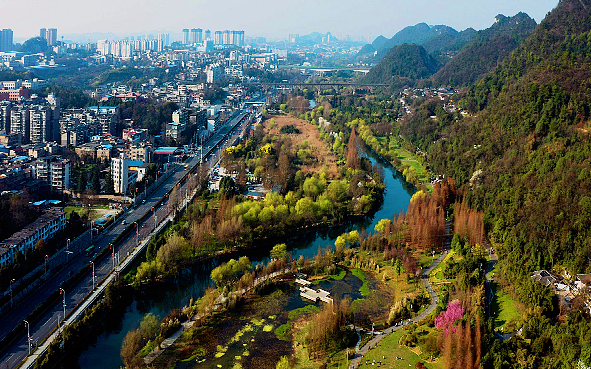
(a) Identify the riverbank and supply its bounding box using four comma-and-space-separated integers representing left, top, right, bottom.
75, 142, 414, 368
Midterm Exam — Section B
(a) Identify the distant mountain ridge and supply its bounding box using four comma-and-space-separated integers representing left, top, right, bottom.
357, 22, 476, 61
431, 12, 537, 86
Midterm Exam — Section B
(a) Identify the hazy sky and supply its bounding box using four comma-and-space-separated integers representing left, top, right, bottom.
2, 0, 559, 42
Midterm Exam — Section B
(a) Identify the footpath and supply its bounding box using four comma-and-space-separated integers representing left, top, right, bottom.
143, 269, 288, 364
349, 220, 452, 368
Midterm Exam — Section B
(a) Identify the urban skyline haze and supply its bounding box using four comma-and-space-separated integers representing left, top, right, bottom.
3, 0, 559, 42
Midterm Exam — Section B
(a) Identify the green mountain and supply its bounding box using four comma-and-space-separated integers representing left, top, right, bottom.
431, 12, 536, 87
363, 43, 439, 84
412, 0, 591, 276
398, 2, 591, 364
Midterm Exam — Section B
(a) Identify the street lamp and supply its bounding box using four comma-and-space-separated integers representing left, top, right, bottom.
90, 261, 95, 290
9, 279, 15, 306
152, 207, 156, 230
23, 320, 31, 355
90, 221, 95, 244
59, 288, 66, 321
66, 238, 70, 261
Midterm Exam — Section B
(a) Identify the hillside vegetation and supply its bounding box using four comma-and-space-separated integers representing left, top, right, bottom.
432, 12, 537, 87
363, 44, 439, 84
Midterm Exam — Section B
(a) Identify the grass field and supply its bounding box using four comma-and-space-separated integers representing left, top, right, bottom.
377, 264, 419, 305
490, 282, 522, 330
63, 205, 119, 221
356, 328, 442, 368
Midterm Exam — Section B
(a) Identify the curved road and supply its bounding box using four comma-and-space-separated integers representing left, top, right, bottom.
349, 220, 452, 368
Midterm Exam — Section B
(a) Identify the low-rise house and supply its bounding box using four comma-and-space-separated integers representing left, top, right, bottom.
0, 208, 66, 267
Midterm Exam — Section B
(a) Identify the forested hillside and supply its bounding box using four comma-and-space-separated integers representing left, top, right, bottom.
431, 12, 537, 87
389, 1, 591, 366
363, 44, 439, 84
409, 0, 591, 277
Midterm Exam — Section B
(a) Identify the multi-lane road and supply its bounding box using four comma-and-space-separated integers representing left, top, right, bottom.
0, 103, 261, 369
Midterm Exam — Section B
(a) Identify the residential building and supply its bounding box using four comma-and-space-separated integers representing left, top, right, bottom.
214, 31, 223, 45
0, 208, 67, 267
29, 106, 51, 144
165, 122, 185, 140
50, 158, 70, 191
205, 29, 211, 40
0, 87, 30, 102
111, 155, 141, 194
172, 108, 189, 126
182, 29, 190, 45
223, 30, 231, 45
46, 28, 58, 46
0, 29, 13, 52
129, 141, 153, 162
206, 65, 221, 83
10, 105, 29, 142
0, 101, 10, 132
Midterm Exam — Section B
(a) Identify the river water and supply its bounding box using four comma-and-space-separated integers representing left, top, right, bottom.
75, 148, 414, 368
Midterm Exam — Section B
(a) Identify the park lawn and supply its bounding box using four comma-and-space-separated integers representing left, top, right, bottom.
491, 281, 522, 330
418, 252, 439, 270
378, 264, 420, 305
63, 206, 89, 219
358, 328, 441, 368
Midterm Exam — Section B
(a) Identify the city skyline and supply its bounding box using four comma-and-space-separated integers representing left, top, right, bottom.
2, 0, 559, 43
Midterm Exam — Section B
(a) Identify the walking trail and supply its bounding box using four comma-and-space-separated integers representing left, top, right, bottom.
349, 220, 452, 368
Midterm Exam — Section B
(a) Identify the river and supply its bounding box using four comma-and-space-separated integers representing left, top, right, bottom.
75, 147, 414, 368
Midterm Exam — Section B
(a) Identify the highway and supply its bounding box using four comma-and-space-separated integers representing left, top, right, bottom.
0, 104, 260, 369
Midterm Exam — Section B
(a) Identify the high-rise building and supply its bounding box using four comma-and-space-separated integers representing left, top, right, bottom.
222, 30, 231, 45
238, 30, 245, 47
50, 159, 71, 191
205, 29, 211, 40
190, 28, 198, 44
196, 28, 203, 43
46, 28, 58, 46
158, 33, 169, 47
40, 28, 46, 39
29, 106, 51, 144
182, 29, 190, 45
0, 29, 13, 52
0, 101, 10, 133
10, 106, 29, 143
214, 31, 223, 45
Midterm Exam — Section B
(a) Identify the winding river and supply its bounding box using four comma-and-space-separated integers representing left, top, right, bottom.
75, 147, 415, 368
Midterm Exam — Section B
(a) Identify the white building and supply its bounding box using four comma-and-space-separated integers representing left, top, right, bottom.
111, 156, 142, 194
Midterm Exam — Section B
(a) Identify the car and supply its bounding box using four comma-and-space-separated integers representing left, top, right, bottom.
122, 220, 126, 225
142, 200, 146, 204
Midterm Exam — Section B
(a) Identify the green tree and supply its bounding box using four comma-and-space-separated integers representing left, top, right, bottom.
77, 169, 87, 192
104, 172, 115, 195
276, 356, 291, 369
270, 243, 287, 259
91, 167, 101, 193
375, 218, 392, 233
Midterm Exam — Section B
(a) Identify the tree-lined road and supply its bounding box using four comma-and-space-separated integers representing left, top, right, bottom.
0, 105, 260, 369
